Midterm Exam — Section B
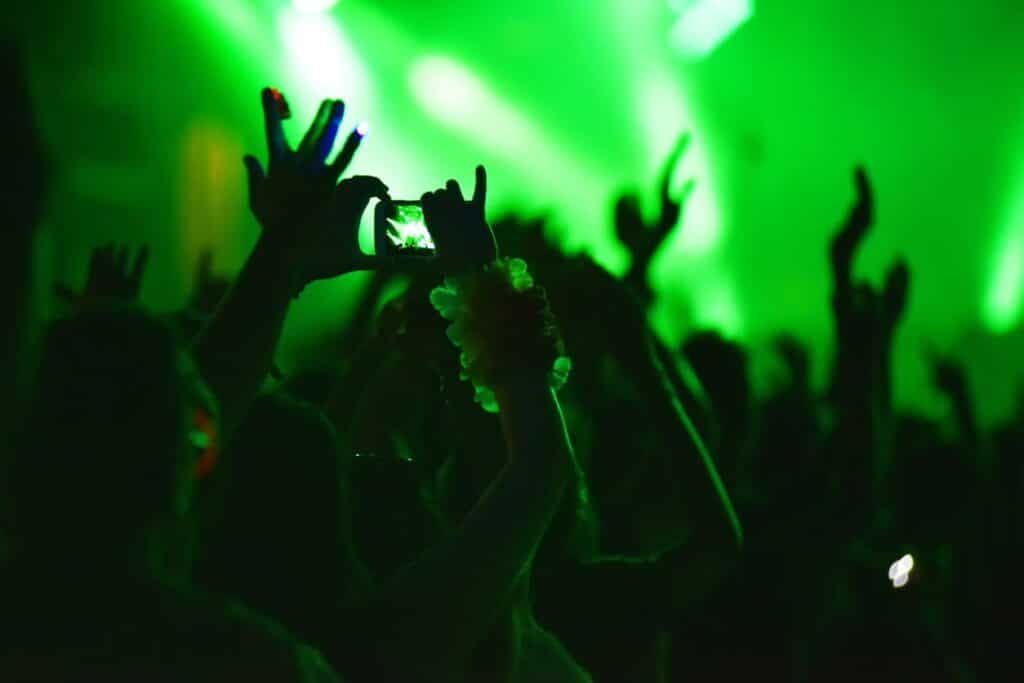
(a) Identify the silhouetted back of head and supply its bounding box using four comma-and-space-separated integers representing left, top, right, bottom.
197, 392, 367, 643
682, 330, 751, 426
6, 305, 200, 557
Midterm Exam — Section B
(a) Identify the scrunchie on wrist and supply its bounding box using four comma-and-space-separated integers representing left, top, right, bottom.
430, 257, 571, 413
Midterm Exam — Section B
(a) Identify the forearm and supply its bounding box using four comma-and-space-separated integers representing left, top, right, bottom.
191, 232, 300, 437
649, 340, 743, 550
649, 336, 716, 446
366, 377, 572, 678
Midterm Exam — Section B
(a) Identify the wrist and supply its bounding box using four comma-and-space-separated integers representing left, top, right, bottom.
430, 258, 570, 414
253, 231, 307, 296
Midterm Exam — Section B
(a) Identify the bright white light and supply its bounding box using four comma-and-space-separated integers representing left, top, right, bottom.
888, 553, 914, 589
293, 0, 339, 13
982, 158, 1024, 334
409, 56, 498, 129
277, 10, 371, 129
356, 121, 370, 137
669, 0, 753, 59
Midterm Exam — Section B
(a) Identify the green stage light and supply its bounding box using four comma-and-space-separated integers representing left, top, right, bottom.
669, 0, 753, 58
692, 268, 744, 336
638, 72, 721, 256
982, 225, 1024, 334
409, 55, 618, 267
982, 163, 1024, 334
277, 9, 371, 133
293, 0, 338, 14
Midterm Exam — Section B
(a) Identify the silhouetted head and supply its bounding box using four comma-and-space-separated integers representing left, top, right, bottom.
6, 305, 214, 568
682, 330, 752, 432
196, 391, 368, 642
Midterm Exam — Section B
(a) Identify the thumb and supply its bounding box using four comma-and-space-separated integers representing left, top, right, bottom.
243, 155, 265, 199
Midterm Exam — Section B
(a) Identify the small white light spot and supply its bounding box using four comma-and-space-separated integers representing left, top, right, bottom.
889, 553, 915, 588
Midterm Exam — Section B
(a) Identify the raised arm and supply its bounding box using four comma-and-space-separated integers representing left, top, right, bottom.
825, 167, 911, 530
353, 167, 575, 681
191, 89, 383, 438
1, 43, 50, 436
931, 355, 980, 449
616, 133, 695, 305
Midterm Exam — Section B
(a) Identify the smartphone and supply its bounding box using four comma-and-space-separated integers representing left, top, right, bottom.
374, 200, 436, 259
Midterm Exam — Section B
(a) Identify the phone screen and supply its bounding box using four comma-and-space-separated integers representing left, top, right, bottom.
375, 200, 436, 257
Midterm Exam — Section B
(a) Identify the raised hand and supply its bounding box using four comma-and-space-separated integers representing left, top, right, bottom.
930, 354, 968, 400
55, 244, 149, 304
242, 89, 363, 245
294, 175, 390, 286
422, 165, 497, 273
655, 132, 696, 237
616, 133, 695, 302
881, 258, 910, 331
774, 334, 811, 389
830, 166, 873, 286
927, 352, 979, 444
613, 194, 646, 259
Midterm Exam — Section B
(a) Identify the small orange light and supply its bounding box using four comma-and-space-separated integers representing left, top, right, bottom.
192, 408, 219, 479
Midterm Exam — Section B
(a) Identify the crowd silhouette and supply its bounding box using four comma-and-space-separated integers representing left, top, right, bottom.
1, 38, 1019, 682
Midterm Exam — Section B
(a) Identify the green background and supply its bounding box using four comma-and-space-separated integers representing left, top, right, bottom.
10, 0, 1024, 423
